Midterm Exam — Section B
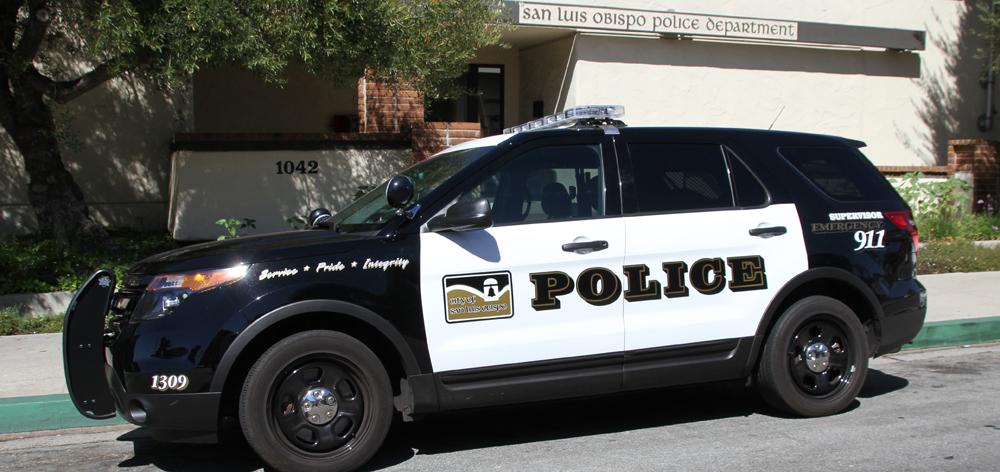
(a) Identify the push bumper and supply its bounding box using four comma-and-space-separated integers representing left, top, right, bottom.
64, 270, 221, 443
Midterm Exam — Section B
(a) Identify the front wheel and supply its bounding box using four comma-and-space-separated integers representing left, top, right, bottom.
239, 330, 392, 472
756, 296, 869, 417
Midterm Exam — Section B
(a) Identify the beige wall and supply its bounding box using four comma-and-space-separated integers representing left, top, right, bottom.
169, 147, 412, 240
0, 76, 191, 235
526, 0, 992, 167
518, 36, 575, 123
193, 64, 357, 133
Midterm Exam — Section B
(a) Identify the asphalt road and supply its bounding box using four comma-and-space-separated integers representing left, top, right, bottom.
2, 344, 999, 472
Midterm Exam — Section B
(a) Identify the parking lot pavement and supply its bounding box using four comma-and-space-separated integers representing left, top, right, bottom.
1, 343, 998, 472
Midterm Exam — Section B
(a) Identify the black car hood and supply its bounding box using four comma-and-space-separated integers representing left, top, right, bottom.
130, 230, 369, 275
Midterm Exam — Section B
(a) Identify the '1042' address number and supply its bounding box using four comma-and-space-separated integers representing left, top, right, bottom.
275, 160, 319, 175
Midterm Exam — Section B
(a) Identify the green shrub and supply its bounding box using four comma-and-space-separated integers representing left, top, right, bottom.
0, 230, 179, 295
918, 241, 1000, 275
0, 308, 63, 335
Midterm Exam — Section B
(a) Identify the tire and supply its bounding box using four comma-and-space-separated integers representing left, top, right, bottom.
756, 296, 869, 417
239, 330, 393, 472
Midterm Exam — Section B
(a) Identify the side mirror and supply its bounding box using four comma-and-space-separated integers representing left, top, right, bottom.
427, 198, 494, 232
385, 175, 415, 209
307, 208, 332, 228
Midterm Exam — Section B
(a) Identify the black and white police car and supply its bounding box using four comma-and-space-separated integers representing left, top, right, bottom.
64, 105, 926, 472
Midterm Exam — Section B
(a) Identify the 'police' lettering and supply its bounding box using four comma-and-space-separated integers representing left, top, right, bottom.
727, 255, 767, 291
662, 261, 690, 299
529, 255, 767, 311
690, 258, 726, 295
577, 268, 622, 306
529, 271, 574, 311
623, 264, 661, 302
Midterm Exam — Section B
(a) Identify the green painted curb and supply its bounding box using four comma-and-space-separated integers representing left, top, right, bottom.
0, 394, 124, 434
903, 316, 1000, 350
0, 317, 999, 435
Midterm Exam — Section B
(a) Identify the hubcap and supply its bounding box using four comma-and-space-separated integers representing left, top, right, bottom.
271, 359, 365, 453
804, 342, 830, 373
788, 318, 853, 396
301, 387, 338, 425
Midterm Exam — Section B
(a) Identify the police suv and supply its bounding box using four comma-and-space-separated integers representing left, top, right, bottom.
64, 105, 926, 472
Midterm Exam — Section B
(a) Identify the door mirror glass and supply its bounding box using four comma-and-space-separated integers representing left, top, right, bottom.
385, 175, 415, 209
428, 197, 494, 232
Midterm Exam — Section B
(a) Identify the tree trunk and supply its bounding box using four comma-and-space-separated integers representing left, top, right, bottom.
6, 80, 109, 248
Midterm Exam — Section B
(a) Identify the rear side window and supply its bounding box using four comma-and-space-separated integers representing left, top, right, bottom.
628, 143, 734, 213
780, 146, 895, 201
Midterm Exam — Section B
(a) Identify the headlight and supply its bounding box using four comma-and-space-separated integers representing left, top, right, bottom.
147, 265, 249, 293
133, 265, 248, 321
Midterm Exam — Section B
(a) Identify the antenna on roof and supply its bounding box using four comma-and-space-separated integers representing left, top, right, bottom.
768, 105, 785, 130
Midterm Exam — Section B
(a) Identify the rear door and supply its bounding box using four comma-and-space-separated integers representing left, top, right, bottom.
617, 137, 808, 387
419, 135, 626, 376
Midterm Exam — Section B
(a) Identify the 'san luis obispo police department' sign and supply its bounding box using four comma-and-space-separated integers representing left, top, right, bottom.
515, 1, 798, 41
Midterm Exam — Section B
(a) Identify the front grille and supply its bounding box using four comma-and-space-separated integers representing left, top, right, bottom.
105, 274, 149, 343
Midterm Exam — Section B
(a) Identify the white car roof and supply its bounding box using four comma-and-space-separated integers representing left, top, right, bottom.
431, 133, 513, 157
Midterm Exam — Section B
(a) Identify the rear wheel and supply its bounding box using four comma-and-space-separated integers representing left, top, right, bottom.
239, 330, 392, 472
756, 296, 869, 417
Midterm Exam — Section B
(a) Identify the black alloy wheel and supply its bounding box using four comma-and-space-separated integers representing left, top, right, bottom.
788, 317, 854, 396
756, 295, 869, 417
240, 330, 392, 472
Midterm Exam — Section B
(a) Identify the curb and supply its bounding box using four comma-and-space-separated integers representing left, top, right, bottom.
902, 316, 1000, 350
1, 317, 999, 435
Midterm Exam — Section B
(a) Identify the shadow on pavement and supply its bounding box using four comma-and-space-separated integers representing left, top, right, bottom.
115, 369, 908, 471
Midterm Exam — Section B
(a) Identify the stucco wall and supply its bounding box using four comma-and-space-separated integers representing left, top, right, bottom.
0, 76, 191, 236
169, 147, 412, 240
518, 36, 575, 123
540, 0, 992, 166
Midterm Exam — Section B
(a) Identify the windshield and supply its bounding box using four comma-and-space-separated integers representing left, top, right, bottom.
331, 147, 493, 233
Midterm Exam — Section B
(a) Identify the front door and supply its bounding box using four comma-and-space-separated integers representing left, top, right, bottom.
419, 137, 625, 373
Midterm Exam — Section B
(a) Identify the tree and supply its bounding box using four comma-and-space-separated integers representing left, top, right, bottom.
0, 0, 505, 246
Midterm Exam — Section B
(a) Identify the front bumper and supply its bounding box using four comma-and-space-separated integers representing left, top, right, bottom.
105, 363, 221, 443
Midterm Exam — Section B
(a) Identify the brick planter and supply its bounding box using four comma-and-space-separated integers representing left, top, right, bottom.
948, 139, 1000, 212
412, 122, 482, 160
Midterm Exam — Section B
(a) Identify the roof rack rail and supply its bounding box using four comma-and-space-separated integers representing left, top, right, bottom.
503, 105, 625, 134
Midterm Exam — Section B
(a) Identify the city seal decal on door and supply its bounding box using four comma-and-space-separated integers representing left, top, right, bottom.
443, 271, 514, 323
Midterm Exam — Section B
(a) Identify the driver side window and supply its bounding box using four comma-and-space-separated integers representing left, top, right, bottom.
460, 144, 605, 226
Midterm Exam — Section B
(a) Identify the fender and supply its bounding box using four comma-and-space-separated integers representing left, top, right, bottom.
209, 299, 422, 392
744, 267, 885, 374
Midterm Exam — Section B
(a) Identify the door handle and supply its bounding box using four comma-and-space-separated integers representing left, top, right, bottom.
749, 226, 787, 238
562, 240, 609, 253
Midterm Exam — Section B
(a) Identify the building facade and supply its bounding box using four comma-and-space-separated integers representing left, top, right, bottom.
1, 0, 996, 239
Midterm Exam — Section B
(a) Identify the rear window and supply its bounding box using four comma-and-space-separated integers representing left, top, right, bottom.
779, 146, 895, 202
628, 143, 734, 213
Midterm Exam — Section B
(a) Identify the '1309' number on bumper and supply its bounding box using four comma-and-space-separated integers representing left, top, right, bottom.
151, 374, 189, 391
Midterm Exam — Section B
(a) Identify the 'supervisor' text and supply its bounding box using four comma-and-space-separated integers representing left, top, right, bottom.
529, 255, 767, 311
516, 2, 798, 41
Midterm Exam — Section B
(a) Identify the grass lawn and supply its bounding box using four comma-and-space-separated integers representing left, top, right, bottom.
918, 240, 1000, 275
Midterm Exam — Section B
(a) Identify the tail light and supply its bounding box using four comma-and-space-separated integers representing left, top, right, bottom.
884, 210, 919, 253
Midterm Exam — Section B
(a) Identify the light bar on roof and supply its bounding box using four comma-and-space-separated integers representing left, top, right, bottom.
503, 105, 625, 134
